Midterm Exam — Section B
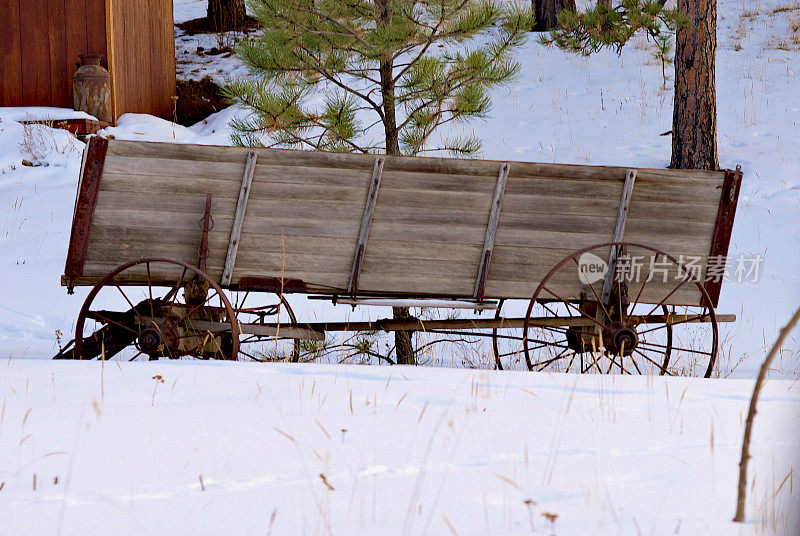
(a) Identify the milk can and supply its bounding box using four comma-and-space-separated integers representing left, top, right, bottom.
73, 54, 112, 123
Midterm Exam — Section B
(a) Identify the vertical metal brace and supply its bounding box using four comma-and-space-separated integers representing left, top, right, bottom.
348, 157, 385, 297
600, 169, 637, 306
474, 163, 510, 301
198, 194, 214, 274
222, 151, 257, 286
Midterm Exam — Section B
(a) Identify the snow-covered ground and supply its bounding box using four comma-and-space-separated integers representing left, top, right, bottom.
1, 0, 799, 533
1, 360, 798, 535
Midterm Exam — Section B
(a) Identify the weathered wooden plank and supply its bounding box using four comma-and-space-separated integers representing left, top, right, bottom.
94, 189, 238, 215
104, 140, 727, 181
86, 233, 710, 286
474, 163, 510, 300
601, 169, 637, 305
91, 186, 716, 248
330, 297, 499, 310
0, 1, 23, 106
92, 209, 362, 239
20, 0, 52, 105
102, 168, 718, 224
149, 0, 177, 118
348, 157, 384, 296
221, 151, 257, 286
496, 211, 714, 237
47, 0, 69, 106
494, 226, 712, 255
106, 140, 375, 170
89, 211, 712, 263
504, 176, 721, 205
89, 227, 487, 265
77, 256, 704, 306
103, 154, 721, 211
88, 207, 713, 269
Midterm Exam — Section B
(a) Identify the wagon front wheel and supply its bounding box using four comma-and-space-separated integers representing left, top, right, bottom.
73, 258, 240, 360
522, 242, 718, 377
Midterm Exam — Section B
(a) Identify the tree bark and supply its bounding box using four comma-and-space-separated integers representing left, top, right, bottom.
533, 0, 577, 31
207, 0, 246, 32
670, 0, 719, 170
377, 0, 415, 366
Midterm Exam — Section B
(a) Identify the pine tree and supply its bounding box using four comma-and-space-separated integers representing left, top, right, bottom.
224, 0, 534, 365
671, 0, 718, 170
533, 0, 576, 32
540, 0, 686, 56
541, 1, 719, 170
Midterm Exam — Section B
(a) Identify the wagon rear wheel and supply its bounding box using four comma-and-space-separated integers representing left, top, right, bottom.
73, 259, 239, 360
523, 242, 718, 377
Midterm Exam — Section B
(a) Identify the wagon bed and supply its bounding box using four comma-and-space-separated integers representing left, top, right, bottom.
59, 137, 742, 376
64, 138, 739, 305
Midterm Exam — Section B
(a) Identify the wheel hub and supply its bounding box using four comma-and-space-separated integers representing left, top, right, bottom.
603, 323, 638, 356
137, 324, 181, 358
137, 327, 162, 354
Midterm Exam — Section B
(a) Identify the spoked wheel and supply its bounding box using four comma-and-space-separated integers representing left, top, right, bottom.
523, 242, 718, 377
490, 299, 532, 370
73, 259, 239, 360
491, 299, 505, 370
226, 291, 302, 362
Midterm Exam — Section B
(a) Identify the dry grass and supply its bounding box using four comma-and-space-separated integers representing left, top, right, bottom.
730, 2, 800, 52
772, 2, 800, 15
17, 117, 79, 166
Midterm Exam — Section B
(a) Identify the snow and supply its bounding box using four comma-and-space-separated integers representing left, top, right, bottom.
173, 0, 255, 82
0, 0, 799, 532
1, 360, 798, 535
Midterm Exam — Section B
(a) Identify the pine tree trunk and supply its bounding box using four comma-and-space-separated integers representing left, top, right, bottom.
670, 0, 719, 170
207, 0, 246, 32
377, 0, 415, 366
533, 0, 576, 31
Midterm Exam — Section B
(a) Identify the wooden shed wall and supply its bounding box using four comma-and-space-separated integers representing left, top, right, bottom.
0, 0, 175, 122
0, 0, 107, 107
107, 0, 176, 120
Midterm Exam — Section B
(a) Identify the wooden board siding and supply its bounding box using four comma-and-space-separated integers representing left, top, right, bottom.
0, 0, 175, 122
1, 0, 107, 107
0, 1, 23, 106
107, 0, 176, 120
68, 140, 732, 306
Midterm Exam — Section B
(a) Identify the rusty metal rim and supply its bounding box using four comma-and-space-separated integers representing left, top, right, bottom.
522, 241, 718, 378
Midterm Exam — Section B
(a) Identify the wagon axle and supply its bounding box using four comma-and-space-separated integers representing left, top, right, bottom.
136, 327, 162, 354
603, 323, 638, 357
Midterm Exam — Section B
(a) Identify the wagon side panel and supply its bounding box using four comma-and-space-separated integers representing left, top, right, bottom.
231, 160, 374, 290
487, 168, 727, 305
357, 164, 498, 297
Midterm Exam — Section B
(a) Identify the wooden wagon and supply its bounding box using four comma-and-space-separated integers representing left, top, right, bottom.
56, 137, 742, 376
